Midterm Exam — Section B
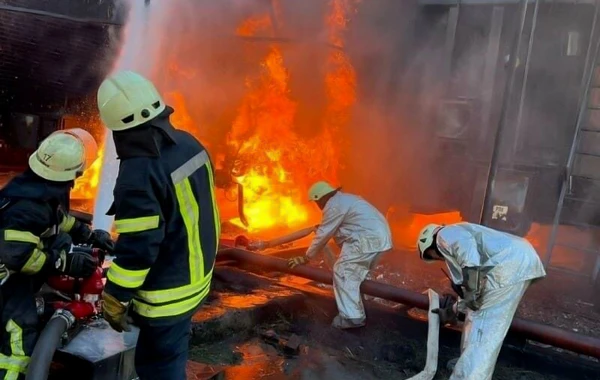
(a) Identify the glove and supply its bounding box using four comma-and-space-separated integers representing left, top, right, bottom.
48, 233, 74, 273
463, 288, 483, 311
91, 229, 115, 252
451, 282, 464, 298
48, 232, 72, 259
288, 256, 309, 268
70, 220, 93, 244
53, 236, 97, 278
461, 266, 488, 311
432, 295, 458, 326
102, 291, 133, 332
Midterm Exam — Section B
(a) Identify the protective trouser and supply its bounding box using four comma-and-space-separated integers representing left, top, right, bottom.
332, 244, 383, 322
450, 280, 531, 380
0, 275, 39, 380
134, 317, 191, 380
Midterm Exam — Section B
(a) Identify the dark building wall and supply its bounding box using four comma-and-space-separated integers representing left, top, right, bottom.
0, 0, 125, 112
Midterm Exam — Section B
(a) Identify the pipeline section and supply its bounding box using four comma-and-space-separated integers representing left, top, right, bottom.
217, 248, 600, 359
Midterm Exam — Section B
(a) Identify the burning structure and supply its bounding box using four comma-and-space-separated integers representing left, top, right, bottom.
0, 0, 600, 379
3, 0, 600, 277
73, 0, 361, 240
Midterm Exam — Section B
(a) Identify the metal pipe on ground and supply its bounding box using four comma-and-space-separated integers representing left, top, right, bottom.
249, 226, 317, 251
217, 248, 600, 359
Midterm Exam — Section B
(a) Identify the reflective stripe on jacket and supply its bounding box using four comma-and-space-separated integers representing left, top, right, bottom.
105, 129, 220, 325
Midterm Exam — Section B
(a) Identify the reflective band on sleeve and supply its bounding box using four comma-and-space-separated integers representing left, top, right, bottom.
170, 150, 209, 185
114, 215, 160, 234
107, 262, 150, 289
20, 248, 47, 275
133, 279, 211, 318
59, 215, 76, 233
3, 230, 40, 245
174, 178, 203, 283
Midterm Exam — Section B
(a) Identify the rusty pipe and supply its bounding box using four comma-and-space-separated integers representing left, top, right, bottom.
250, 226, 317, 251
237, 183, 249, 227
217, 248, 600, 359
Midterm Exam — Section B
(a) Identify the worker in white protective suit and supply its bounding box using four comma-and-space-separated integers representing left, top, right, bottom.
288, 181, 393, 329
417, 222, 546, 380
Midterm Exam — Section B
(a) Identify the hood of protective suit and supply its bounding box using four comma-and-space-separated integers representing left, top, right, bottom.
113, 106, 177, 160
0, 169, 71, 210
436, 222, 546, 289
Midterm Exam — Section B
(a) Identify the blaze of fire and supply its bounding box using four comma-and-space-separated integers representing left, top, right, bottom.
72, 142, 104, 200
225, 0, 358, 234
71, 0, 359, 238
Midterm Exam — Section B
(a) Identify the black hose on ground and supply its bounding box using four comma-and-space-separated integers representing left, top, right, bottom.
25, 314, 70, 380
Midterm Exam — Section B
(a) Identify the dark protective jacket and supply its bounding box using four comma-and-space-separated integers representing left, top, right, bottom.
104, 108, 220, 325
0, 171, 90, 276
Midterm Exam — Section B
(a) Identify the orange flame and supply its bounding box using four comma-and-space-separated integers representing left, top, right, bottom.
221, 0, 358, 235
72, 141, 105, 200
70, 0, 360, 238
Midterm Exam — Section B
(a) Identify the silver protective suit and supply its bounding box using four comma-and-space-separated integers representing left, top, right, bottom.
436, 222, 546, 380
306, 192, 393, 322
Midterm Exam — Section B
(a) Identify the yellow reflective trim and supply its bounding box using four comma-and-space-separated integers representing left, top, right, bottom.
0, 320, 30, 377
59, 215, 76, 233
3, 230, 39, 245
114, 216, 160, 234
171, 151, 209, 184
133, 280, 211, 318
205, 160, 221, 239
107, 262, 150, 289
0, 356, 28, 378
21, 248, 47, 275
174, 178, 203, 283
6, 321, 24, 357
136, 270, 213, 304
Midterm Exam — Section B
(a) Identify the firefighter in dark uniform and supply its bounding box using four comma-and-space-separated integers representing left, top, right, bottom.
98, 71, 220, 380
0, 129, 115, 379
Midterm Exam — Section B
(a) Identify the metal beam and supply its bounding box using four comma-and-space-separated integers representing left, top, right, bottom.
479, 0, 529, 224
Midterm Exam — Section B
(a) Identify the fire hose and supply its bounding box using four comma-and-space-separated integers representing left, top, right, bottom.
25, 310, 75, 380
217, 248, 600, 359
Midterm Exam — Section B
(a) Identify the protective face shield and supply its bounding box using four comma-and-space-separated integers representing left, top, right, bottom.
28, 129, 98, 182
308, 181, 337, 202
417, 223, 443, 262
97, 70, 166, 132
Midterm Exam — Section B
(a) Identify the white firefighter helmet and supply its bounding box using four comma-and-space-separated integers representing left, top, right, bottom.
97, 70, 166, 132
308, 181, 337, 201
29, 129, 98, 182
417, 223, 442, 261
